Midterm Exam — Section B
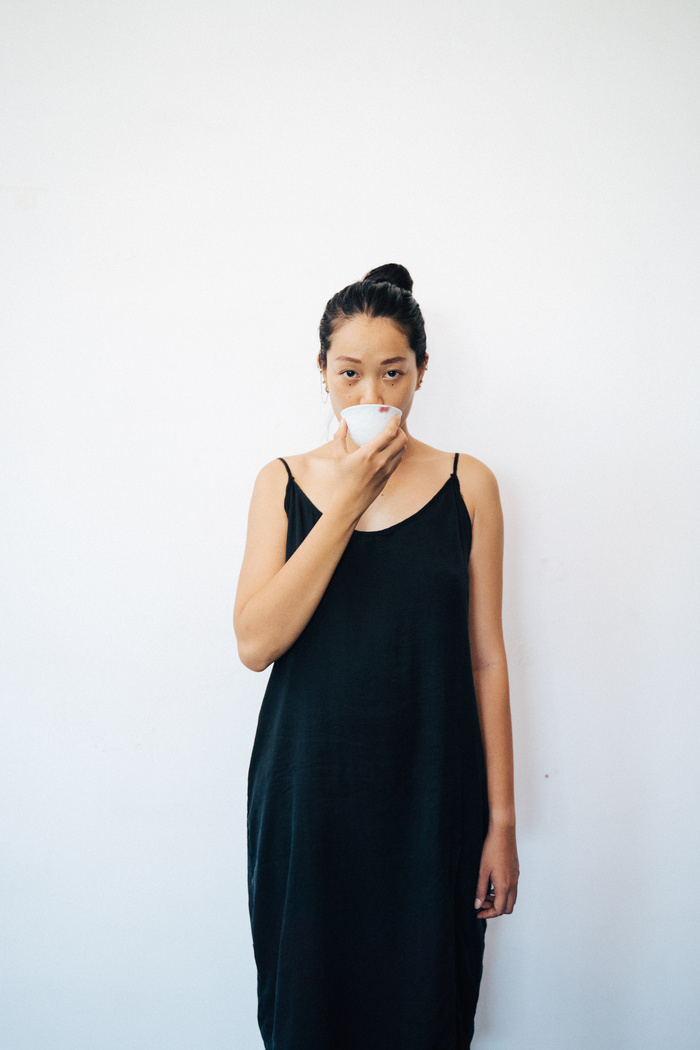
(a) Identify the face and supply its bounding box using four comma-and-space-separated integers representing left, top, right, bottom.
322, 315, 428, 430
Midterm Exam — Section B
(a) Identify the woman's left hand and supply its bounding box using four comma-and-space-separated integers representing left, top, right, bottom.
474, 825, 519, 918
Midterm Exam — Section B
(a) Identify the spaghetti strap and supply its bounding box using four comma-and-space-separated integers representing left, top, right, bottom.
452, 452, 459, 475
279, 457, 294, 480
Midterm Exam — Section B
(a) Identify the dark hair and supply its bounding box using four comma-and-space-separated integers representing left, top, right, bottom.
318, 263, 427, 367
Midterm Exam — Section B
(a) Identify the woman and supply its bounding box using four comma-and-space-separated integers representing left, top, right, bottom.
234, 264, 519, 1050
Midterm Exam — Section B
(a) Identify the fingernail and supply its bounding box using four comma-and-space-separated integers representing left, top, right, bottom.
474, 899, 482, 909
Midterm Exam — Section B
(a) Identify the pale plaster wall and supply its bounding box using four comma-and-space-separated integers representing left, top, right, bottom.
2, 2, 699, 1047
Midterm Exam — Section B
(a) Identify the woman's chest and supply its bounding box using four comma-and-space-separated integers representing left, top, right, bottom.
354, 478, 446, 531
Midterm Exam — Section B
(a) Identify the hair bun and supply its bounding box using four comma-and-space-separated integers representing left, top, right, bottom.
362, 263, 413, 294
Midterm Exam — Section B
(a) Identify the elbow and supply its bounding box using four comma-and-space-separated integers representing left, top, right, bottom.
243, 656, 272, 673
233, 608, 286, 671
236, 638, 273, 673
234, 622, 275, 672
233, 610, 268, 671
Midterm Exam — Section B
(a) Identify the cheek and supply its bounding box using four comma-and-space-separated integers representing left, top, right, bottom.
329, 384, 353, 404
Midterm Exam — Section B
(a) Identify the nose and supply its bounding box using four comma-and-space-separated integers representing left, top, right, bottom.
358, 378, 383, 405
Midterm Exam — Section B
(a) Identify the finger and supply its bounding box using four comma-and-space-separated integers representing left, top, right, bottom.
387, 414, 404, 444
385, 438, 407, 466
476, 896, 496, 918
381, 426, 407, 463
381, 454, 404, 483
492, 883, 508, 917
474, 871, 490, 911
479, 884, 516, 918
334, 419, 349, 452
364, 413, 403, 451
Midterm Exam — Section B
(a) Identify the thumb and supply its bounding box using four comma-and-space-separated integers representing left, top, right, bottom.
475, 869, 490, 910
334, 418, 349, 452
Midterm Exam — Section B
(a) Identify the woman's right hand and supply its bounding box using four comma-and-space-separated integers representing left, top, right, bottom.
234, 415, 406, 671
329, 415, 407, 524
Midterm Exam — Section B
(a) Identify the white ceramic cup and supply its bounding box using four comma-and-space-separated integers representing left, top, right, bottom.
340, 404, 402, 446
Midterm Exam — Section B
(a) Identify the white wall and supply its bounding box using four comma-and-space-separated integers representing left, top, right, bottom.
2, 2, 698, 1047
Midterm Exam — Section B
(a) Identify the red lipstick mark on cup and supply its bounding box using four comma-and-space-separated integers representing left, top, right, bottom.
379, 406, 389, 412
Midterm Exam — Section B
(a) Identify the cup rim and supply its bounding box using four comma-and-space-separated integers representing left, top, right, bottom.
340, 404, 402, 418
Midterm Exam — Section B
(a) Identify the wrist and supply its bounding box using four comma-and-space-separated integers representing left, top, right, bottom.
324, 496, 363, 533
327, 491, 365, 529
488, 809, 516, 831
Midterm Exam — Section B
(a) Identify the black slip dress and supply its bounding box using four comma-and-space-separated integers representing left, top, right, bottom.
247, 453, 489, 1050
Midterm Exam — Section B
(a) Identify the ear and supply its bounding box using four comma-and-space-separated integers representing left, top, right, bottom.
417, 353, 429, 388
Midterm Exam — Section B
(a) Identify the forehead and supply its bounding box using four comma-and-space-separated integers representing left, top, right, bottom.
327, 315, 411, 361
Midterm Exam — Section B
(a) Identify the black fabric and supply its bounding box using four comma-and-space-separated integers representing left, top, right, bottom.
247, 457, 489, 1049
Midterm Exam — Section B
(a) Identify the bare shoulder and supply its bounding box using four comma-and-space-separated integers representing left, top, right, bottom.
279, 441, 335, 489
456, 452, 499, 491
455, 453, 501, 523
255, 456, 291, 484
252, 442, 334, 488
248, 457, 292, 510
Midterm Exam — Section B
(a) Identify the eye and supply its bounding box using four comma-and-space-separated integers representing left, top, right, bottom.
340, 369, 358, 379
385, 369, 403, 379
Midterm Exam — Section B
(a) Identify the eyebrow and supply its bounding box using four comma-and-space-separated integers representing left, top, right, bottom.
335, 356, 408, 365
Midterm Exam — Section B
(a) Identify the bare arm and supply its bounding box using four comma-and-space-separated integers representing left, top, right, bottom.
234, 417, 406, 672
461, 459, 519, 918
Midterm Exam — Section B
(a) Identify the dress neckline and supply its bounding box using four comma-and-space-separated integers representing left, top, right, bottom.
286, 472, 465, 536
